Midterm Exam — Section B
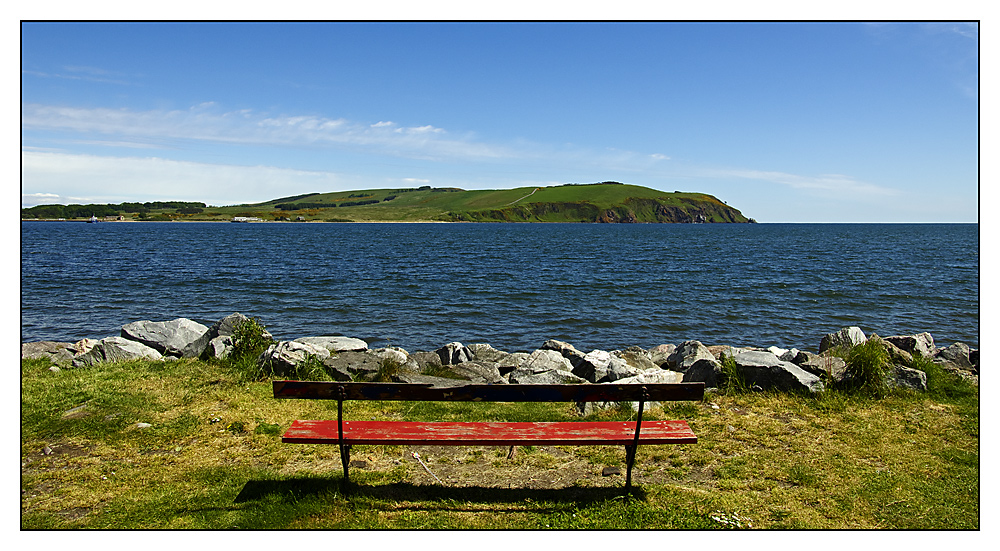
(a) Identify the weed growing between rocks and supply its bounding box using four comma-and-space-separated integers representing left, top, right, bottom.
227, 317, 275, 380
719, 351, 749, 395
843, 337, 892, 398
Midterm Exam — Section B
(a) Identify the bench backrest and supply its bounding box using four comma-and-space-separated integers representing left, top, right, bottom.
272, 381, 705, 403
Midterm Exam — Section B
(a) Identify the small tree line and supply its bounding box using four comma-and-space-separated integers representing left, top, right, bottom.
21, 201, 207, 219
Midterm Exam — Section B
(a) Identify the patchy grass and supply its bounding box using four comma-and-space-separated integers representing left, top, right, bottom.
21, 357, 978, 529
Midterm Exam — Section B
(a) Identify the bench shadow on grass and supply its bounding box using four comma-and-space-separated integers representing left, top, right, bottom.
235, 476, 646, 509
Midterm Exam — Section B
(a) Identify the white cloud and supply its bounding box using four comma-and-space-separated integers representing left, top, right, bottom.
22, 103, 511, 161
704, 168, 900, 196
20, 151, 347, 207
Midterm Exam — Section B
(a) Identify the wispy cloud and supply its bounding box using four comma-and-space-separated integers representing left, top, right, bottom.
22, 65, 134, 86
21, 103, 512, 162
20, 151, 349, 207
702, 168, 900, 196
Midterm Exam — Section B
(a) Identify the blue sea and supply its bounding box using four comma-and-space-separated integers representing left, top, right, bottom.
19, 221, 979, 353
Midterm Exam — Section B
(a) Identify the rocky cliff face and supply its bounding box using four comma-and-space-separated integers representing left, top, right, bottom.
453, 196, 751, 223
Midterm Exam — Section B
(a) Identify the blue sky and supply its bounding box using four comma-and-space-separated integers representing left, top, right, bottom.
21, 22, 979, 222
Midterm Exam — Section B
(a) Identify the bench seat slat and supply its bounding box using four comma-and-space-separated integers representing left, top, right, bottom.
282, 419, 697, 446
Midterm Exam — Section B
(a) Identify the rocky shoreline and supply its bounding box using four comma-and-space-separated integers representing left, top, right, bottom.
22, 313, 980, 396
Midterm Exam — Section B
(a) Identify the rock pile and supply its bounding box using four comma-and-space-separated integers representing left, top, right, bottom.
22, 314, 979, 394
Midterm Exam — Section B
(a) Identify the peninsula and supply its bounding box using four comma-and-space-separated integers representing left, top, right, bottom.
21, 182, 754, 223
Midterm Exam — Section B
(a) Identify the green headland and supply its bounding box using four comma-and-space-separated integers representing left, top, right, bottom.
21, 182, 754, 223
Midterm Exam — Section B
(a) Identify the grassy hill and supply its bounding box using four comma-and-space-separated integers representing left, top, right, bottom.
21, 182, 754, 223
235, 182, 752, 223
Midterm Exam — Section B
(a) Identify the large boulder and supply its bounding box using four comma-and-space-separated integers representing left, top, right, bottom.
648, 344, 676, 367
258, 341, 331, 377
468, 343, 509, 363
666, 340, 716, 372
732, 350, 825, 393
541, 339, 587, 366
615, 368, 684, 385
819, 327, 867, 353
681, 358, 722, 387
613, 347, 661, 372
436, 342, 474, 365
294, 336, 369, 353
203, 336, 234, 360
508, 367, 586, 385
521, 349, 574, 372
322, 350, 382, 379
891, 365, 928, 391
205, 313, 271, 340
497, 352, 532, 374
794, 351, 848, 382
883, 333, 937, 358
934, 342, 974, 370
571, 349, 613, 383
22, 341, 76, 362
72, 336, 163, 367
449, 361, 507, 384
121, 318, 211, 358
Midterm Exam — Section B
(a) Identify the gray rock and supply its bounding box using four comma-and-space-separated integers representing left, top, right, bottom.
891, 365, 928, 391
615, 368, 684, 385
468, 343, 509, 363
819, 326, 867, 353
294, 336, 369, 352
410, 350, 444, 370
935, 342, 974, 370
497, 352, 531, 374
884, 333, 937, 358
372, 346, 410, 366
732, 350, 825, 393
72, 336, 164, 367
203, 335, 234, 359
521, 349, 574, 372
21, 341, 76, 362
583, 369, 685, 414
605, 355, 644, 382
436, 342, 474, 365
121, 318, 211, 358
571, 349, 612, 383
879, 338, 913, 365
613, 346, 660, 371
258, 341, 331, 377
449, 361, 507, 384
541, 339, 587, 366
681, 358, 722, 387
797, 351, 848, 381
323, 350, 381, 377
666, 340, 716, 372
508, 368, 586, 385
648, 344, 676, 367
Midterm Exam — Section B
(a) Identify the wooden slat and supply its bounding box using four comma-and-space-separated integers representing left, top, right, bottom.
282, 419, 697, 446
272, 381, 704, 403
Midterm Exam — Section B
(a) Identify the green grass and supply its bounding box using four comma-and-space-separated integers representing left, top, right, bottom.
20, 355, 978, 529
24, 183, 750, 223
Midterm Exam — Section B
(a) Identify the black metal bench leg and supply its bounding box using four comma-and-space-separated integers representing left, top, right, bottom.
624, 445, 636, 494
340, 443, 351, 483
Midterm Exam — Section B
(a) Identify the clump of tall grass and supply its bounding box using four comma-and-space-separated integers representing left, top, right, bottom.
374, 356, 404, 382
227, 317, 275, 380
719, 350, 749, 395
842, 337, 891, 398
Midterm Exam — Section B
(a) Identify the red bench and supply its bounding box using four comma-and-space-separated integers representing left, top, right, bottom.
272, 381, 703, 493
